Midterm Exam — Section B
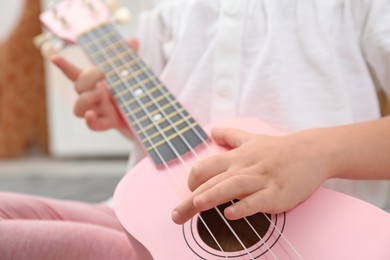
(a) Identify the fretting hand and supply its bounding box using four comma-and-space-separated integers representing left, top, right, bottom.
51, 39, 139, 138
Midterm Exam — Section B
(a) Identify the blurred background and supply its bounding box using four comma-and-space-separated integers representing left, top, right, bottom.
1, 0, 390, 211
0, 0, 170, 203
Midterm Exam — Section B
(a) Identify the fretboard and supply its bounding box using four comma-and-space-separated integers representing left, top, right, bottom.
77, 23, 209, 165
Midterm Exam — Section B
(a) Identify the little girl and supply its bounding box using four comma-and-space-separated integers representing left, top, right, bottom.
1, 0, 390, 259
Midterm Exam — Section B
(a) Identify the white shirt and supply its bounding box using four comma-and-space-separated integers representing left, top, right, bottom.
131, 0, 390, 208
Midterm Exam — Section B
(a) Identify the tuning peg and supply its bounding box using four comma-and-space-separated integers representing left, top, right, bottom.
33, 33, 49, 50
106, 0, 119, 12
33, 33, 65, 58
40, 42, 59, 58
113, 7, 131, 24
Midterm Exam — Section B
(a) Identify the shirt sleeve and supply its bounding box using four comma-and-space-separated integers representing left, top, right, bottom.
361, 0, 390, 99
135, 2, 183, 76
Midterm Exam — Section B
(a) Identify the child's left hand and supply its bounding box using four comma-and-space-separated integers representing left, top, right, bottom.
171, 127, 335, 224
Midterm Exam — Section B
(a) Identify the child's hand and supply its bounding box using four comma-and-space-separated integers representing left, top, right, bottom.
172, 127, 334, 224
51, 39, 139, 138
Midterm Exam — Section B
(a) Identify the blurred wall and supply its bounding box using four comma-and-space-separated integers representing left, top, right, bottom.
0, 0, 47, 158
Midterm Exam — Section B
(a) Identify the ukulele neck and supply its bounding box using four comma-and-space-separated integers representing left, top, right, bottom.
77, 23, 209, 166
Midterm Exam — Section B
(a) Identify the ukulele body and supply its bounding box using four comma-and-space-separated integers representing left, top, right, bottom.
114, 118, 390, 260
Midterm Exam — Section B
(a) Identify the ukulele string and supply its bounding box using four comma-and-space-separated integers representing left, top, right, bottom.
109, 38, 267, 260
107, 24, 287, 259
96, 25, 258, 260
88, 23, 300, 260
110, 42, 266, 259
176, 121, 304, 260
82, 27, 233, 259
178, 137, 304, 260
184, 126, 304, 259
90, 24, 285, 260
113, 40, 300, 259
262, 214, 303, 260
100, 28, 258, 260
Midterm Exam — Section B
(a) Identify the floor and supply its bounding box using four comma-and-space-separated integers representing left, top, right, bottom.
0, 152, 128, 203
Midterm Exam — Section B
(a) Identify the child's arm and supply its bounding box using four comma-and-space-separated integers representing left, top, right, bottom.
172, 116, 390, 224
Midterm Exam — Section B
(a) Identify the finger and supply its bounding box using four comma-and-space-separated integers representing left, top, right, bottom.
128, 38, 139, 52
74, 68, 105, 94
172, 197, 194, 224
85, 111, 116, 131
188, 154, 230, 191
211, 128, 252, 148
51, 55, 81, 81
224, 189, 284, 220
172, 170, 232, 224
173, 169, 251, 224
73, 88, 103, 117
193, 175, 264, 213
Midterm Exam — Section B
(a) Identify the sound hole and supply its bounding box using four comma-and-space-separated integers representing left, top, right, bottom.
197, 201, 271, 252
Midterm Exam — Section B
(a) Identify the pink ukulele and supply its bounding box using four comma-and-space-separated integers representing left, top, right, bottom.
38, 1, 390, 259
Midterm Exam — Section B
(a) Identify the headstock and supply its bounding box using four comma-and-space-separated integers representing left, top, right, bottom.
40, 0, 111, 44
34, 0, 130, 57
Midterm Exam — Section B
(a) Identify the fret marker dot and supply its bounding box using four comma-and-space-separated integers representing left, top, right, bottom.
120, 70, 129, 77
153, 114, 162, 121
134, 88, 143, 96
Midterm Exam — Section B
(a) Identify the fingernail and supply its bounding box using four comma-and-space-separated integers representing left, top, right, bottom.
171, 210, 181, 224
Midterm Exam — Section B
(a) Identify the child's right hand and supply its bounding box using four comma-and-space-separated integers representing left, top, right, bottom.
51, 39, 139, 139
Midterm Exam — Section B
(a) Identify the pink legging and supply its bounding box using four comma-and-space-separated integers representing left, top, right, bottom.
0, 192, 137, 260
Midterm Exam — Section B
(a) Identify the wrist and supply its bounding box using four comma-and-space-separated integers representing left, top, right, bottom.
299, 119, 390, 181
294, 127, 346, 181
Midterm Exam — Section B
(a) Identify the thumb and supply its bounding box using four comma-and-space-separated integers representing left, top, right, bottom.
211, 128, 252, 148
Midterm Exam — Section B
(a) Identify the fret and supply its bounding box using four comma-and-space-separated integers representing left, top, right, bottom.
110, 76, 154, 94
134, 100, 179, 129
99, 37, 123, 50
130, 103, 159, 124
126, 66, 148, 79
87, 49, 102, 60
136, 109, 185, 139
144, 116, 172, 135
146, 122, 199, 152
133, 108, 180, 141
131, 90, 171, 115
80, 30, 116, 49
109, 67, 149, 88
94, 53, 136, 72
121, 90, 168, 121
84, 49, 105, 67
145, 123, 208, 165
108, 58, 140, 75
140, 115, 193, 143
121, 86, 167, 114
88, 52, 132, 72
135, 106, 194, 144
110, 65, 148, 83
132, 106, 185, 129
127, 76, 154, 89
112, 77, 155, 94
77, 23, 209, 165
82, 38, 118, 65
105, 58, 139, 78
